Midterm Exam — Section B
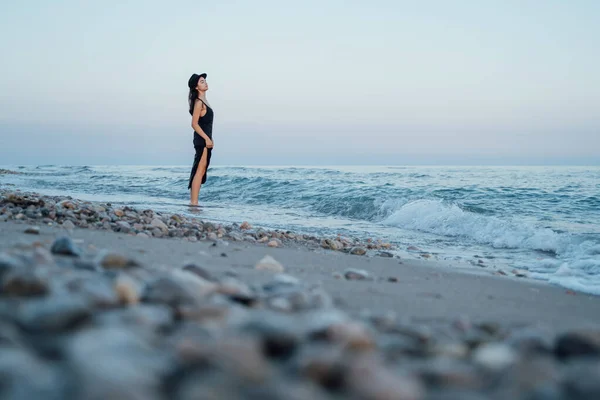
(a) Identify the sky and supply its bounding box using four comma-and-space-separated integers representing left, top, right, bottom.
0, 0, 599, 165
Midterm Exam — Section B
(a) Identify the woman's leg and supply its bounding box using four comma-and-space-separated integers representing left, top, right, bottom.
190, 147, 209, 205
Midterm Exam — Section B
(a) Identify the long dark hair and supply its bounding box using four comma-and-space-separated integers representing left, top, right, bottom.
188, 88, 198, 116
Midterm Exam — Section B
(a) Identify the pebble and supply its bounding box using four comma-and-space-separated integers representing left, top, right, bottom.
50, 236, 82, 257
62, 220, 75, 230
472, 343, 518, 371
267, 239, 282, 248
240, 221, 252, 230
150, 218, 168, 232
256, 255, 285, 273
24, 226, 40, 234
96, 251, 141, 269
350, 246, 367, 256
555, 330, 600, 360
17, 296, 91, 333
182, 263, 216, 281
114, 274, 141, 305
2, 269, 49, 297
344, 268, 371, 280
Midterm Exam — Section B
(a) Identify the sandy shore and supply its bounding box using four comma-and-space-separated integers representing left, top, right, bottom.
3, 219, 599, 334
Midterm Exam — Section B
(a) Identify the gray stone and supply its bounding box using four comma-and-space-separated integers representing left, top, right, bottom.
0, 253, 23, 278
142, 270, 216, 307
555, 330, 600, 360
68, 327, 167, 400
0, 348, 70, 400
150, 218, 168, 233
344, 268, 371, 280
350, 246, 367, 256
116, 220, 131, 233
51, 236, 82, 257
183, 263, 216, 281
17, 296, 91, 333
95, 304, 173, 330
563, 360, 600, 399
24, 226, 40, 234
62, 220, 75, 230
65, 276, 120, 308
2, 269, 49, 297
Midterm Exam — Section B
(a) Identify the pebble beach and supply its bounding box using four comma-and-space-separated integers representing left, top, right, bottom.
1, 188, 600, 399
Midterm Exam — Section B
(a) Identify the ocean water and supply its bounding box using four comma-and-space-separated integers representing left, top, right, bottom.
2, 165, 599, 295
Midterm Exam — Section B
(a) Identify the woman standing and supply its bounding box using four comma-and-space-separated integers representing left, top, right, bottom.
187, 73, 214, 206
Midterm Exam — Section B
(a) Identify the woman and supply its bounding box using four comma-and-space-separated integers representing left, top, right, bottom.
187, 73, 214, 206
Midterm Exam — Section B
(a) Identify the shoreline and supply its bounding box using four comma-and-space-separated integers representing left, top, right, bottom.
0, 188, 535, 281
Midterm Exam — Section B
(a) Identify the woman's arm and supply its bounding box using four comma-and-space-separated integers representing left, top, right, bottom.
191, 99, 213, 146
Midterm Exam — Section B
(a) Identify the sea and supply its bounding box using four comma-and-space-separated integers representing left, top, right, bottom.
2, 165, 599, 295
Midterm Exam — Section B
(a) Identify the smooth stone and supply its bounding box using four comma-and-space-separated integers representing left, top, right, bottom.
555, 330, 600, 360
267, 239, 281, 248
116, 220, 131, 233
322, 321, 376, 350
95, 304, 173, 330
182, 263, 216, 281
344, 268, 371, 280
378, 251, 394, 258
17, 296, 91, 333
65, 276, 120, 308
62, 220, 75, 230
240, 221, 252, 230
273, 274, 300, 285
0, 348, 69, 400
0, 253, 24, 278
174, 336, 272, 382
2, 269, 49, 297
255, 255, 285, 273
68, 327, 167, 400
24, 226, 40, 234
472, 343, 518, 371
563, 359, 600, 399
114, 274, 142, 305
207, 232, 218, 241
150, 218, 168, 232
350, 246, 367, 255
50, 236, 82, 257
346, 355, 425, 400
96, 251, 141, 269
142, 270, 217, 307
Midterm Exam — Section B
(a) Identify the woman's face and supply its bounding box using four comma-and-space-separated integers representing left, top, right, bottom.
197, 77, 208, 92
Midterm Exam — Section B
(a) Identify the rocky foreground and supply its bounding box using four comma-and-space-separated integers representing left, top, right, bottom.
1, 190, 600, 399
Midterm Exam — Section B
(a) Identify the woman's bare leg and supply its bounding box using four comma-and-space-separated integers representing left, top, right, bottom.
190, 147, 208, 205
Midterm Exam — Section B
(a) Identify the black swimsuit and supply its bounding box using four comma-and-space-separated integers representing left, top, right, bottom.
188, 100, 214, 189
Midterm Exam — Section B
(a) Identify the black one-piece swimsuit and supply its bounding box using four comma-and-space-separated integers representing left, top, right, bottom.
188, 100, 214, 189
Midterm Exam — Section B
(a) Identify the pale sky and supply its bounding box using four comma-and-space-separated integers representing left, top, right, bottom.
0, 0, 599, 165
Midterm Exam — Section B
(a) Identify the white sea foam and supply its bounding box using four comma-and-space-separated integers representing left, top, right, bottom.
382, 199, 600, 295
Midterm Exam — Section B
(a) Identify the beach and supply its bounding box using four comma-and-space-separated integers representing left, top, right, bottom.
2, 189, 600, 399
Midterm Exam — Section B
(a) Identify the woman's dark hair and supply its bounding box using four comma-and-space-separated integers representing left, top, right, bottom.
188, 88, 198, 115
188, 73, 207, 115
